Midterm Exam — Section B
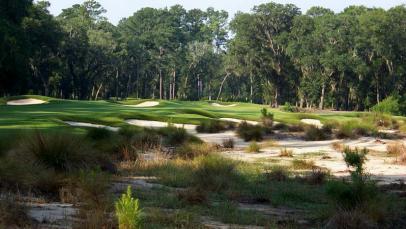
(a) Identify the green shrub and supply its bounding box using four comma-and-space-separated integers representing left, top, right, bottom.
115, 186, 143, 229
159, 126, 190, 146
86, 127, 113, 140
192, 155, 237, 192
246, 141, 261, 153
280, 102, 299, 112
343, 147, 368, 176
196, 120, 229, 133
237, 122, 264, 142
372, 96, 400, 115
304, 126, 330, 141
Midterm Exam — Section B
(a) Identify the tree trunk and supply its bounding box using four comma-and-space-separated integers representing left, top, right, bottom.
95, 83, 103, 100
250, 73, 253, 103
172, 69, 176, 100
376, 74, 380, 104
217, 73, 230, 101
274, 88, 279, 107
115, 69, 119, 101
319, 83, 325, 110
159, 68, 163, 100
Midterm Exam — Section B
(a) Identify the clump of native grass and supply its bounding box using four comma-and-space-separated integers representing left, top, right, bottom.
246, 141, 261, 153
237, 121, 265, 142
279, 148, 293, 157
387, 142, 406, 164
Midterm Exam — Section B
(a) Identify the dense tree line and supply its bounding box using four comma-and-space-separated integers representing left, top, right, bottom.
1, 0, 405, 110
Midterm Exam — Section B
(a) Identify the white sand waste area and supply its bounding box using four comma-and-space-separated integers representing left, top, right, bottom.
223, 137, 406, 184
125, 101, 159, 108
64, 121, 119, 132
220, 118, 259, 126
7, 98, 46, 105
211, 103, 237, 107
126, 119, 197, 131
28, 202, 77, 227
300, 119, 323, 128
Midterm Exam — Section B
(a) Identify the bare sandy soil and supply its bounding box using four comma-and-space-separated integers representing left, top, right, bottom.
124, 101, 159, 108
64, 121, 120, 132
6, 98, 46, 105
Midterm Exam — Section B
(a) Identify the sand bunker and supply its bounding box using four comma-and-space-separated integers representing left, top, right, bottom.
7, 98, 46, 105
126, 120, 197, 131
64, 121, 119, 132
211, 103, 237, 107
300, 119, 323, 128
125, 101, 159, 108
220, 118, 259, 126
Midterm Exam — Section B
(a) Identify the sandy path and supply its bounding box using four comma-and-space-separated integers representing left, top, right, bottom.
64, 121, 120, 132
211, 103, 237, 107
124, 101, 159, 108
300, 119, 323, 128
220, 118, 259, 126
126, 119, 197, 131
7, 98, 46, 105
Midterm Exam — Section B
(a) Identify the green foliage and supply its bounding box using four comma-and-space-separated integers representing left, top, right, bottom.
236, 122, 265, 142
196, 120, 230, 133
280, 102, 299, 112
115, 186, 143, 229
336, 121, 377, 139
304, 125, 330, 141
343, 147, 368, 176
15, 132, 100, 172
159, 126, 190, 146
192, 155, 237, 192
372, 96, 400, 115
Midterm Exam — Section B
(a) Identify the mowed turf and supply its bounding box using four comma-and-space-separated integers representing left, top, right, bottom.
0, 96, 365, 137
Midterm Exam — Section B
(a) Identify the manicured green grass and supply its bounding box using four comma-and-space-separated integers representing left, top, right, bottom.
0, 95, 377, 137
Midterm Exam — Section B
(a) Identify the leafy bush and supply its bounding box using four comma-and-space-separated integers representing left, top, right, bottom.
118, 126, 143, 139
115, 186, 143, 229
196, 120, 230, 133
246, 141, 260, 153
222, 138, 235, 149
372, 96, 400, 115
192, 155, 237, 192
304, 126, 330, 141
236, 122, 265, 142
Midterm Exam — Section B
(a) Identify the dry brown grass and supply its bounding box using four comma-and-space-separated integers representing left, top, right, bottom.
261, 139, 279, 148
387, 143, 406, 164
332, 141, 344, 152
279, 148, 293, 157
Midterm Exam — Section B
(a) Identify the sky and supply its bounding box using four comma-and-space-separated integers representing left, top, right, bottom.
45, 0, 406, 25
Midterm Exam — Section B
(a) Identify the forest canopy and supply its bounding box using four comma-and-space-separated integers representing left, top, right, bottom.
1, 0, 406, 111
